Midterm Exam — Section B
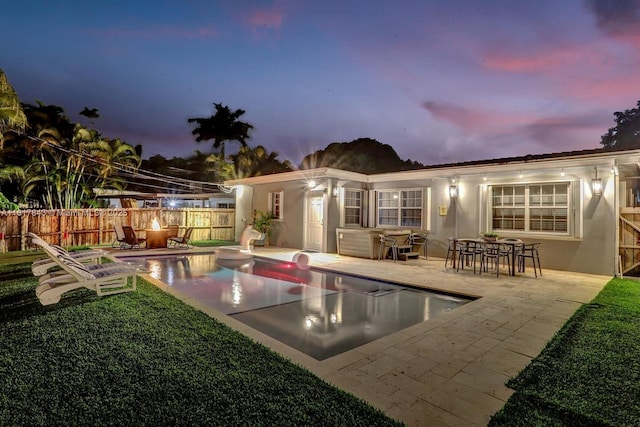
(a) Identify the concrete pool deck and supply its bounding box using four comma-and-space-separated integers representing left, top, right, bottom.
118, 246, 610, 426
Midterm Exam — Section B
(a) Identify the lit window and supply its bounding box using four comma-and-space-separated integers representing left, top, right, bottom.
344, 190, 362, 226
491, 183, 569, 234
376, 189, 423, 228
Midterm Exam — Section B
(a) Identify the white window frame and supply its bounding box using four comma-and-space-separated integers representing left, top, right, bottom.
268, 191, 284, 220
490, 182, 570, 235
375, 188, 423, 228
343, 189, 363, 227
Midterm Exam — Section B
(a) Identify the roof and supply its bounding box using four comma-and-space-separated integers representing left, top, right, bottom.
225, 146, 640, 185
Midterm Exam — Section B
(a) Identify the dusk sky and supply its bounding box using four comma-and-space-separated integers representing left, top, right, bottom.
3, 0, 640, 166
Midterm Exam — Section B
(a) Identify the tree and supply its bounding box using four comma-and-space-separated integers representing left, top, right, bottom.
0, 69, 27, 149
300, 138, 425, 174
601, 100, 640, 149
187, 103, 253, 158
229, 145, 293, 178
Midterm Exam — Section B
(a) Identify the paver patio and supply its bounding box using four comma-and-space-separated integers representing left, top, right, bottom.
131, 247, 610, 426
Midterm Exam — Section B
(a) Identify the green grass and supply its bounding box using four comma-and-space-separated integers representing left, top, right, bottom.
0, 261, 403, 427
489, 277, 640, 426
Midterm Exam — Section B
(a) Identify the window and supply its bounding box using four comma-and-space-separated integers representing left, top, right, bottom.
268, 191, 283, 220
376, 189, 423, 227
491, 183, 569, 233
344, 190, 362, 226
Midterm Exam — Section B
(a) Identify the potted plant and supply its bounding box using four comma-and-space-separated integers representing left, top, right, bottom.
483, 232, 498, 241
252, 210, 274, 246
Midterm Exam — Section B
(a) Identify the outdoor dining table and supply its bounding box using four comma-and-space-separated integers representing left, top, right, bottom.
452, 238, 523, 276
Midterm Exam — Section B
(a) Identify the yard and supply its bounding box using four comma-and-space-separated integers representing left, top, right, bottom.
1, 249, 639, 426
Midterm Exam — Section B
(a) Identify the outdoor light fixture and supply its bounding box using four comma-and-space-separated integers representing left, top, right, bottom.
592, 178, 603, 196
308, 180, 316, 188
592, 167, 602, 196
561, 168, 565, 177
332, 187, 339, 197
449, 185, 458, 199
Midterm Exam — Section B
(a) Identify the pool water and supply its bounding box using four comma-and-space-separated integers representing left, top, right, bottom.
123, 254, 472, 361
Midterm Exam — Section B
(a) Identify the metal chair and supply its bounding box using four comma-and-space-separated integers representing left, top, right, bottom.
378, 234, 400, 262
518, 243, 542, 277
168, 227, 194, 249
457, 240, 482, 274
121, 226, 146, 249
112, 224, 126, 248
409, 232, 428, 259
444, 237, 458, 268
481, 242, 511, 277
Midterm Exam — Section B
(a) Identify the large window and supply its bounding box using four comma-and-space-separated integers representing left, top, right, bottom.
268, 191, 283, 220
376, 189, 423, 228
492, 183, 568, 233
344, 190, 362, 226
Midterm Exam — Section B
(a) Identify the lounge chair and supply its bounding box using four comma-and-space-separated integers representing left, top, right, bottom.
112, 224, 126, 248
168, 227, 193, 249
28, 234, 138, 305
31, 245, 114, 276
121, 226, 146, 249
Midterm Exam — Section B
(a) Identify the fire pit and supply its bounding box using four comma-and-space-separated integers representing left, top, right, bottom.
146, 218, 169, 249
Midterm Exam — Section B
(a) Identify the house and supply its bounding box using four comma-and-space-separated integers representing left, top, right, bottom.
226, 147, 640, 276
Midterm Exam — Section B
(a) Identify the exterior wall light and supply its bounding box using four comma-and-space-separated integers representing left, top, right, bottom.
449, 185, 458, 199
592, 178, 603, 196
332, 187, 339, 197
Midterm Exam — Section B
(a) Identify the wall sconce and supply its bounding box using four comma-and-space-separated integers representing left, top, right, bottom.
449, 185, 458, 199
592, 178, 603, 196
592, 167, 602, 196
332, 187, 339, 198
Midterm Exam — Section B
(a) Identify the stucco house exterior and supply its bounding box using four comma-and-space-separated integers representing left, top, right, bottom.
226, 147, 640, 277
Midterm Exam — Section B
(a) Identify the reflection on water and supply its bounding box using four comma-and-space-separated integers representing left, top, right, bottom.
122, 254, 472, 361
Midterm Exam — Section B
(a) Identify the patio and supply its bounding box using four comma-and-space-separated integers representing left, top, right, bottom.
132, 246, 610, 426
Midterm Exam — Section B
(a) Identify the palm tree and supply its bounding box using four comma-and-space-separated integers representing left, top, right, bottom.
0, 69, 27, 149
188, 103, 253, 159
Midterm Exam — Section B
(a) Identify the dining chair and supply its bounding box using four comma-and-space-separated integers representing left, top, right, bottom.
444, 237, 458, 268
457, 240, 482, 274
518, 243, 542, 277
481, 242, 511, 277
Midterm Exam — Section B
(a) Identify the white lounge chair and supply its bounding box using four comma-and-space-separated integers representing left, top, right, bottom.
28, 233, 138, 305
31, 242, 118, 276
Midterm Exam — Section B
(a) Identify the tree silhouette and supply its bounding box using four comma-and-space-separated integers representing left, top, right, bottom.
601, 100, 640, 150
187, 103, 253, 158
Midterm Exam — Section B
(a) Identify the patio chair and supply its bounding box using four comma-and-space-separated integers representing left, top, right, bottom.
168, 227, 193, 249
32, 246, 117, 277
409, 232, 428, 259
444, 237, 459, 268
378, 234, 400, 262
457, 240, 482, 274
518, 242, 542, 277
121, 226, 146, 249
28, 234, 138, 305
480, 242, 512, 277
112, 224, 126, 248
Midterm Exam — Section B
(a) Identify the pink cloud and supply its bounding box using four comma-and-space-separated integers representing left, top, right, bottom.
421, 100, 532, 134
242, 6, 284, 37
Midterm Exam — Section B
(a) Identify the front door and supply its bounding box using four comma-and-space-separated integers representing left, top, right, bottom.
305, 195, 323, 251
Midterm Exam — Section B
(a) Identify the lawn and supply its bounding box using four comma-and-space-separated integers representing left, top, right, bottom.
489, 277, 640, 426
0, 256, 402, 427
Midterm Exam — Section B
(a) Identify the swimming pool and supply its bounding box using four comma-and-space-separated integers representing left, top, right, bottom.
123, 254, 472, 360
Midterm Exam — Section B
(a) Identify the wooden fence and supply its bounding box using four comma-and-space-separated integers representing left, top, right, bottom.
620, 207, 640, 276
0, 208, 236, 251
